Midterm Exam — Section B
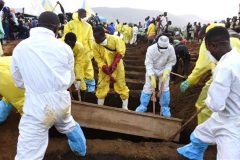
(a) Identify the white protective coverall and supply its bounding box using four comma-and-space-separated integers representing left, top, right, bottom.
130, 26, 138, 45
161, 16, 168, 31
178, 49, 240, 160
144, 41, 176, 93
136, 36, 176, 117
11, 27, 86, 160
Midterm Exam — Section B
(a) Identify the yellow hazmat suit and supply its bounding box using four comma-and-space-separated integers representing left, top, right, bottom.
128, 26, 133, 43
73, 41, 87, 90
0, 56, 24, 114
186, 36, 240, 124
115, 24, 122, 32
122, 24, 129, 44
64, 13, 95, 90
93, 35, 129, 100
147, 23, 156, 38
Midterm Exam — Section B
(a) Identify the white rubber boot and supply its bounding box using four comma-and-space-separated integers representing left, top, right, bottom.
97, 99, 105, 106
122, 99, 129, 110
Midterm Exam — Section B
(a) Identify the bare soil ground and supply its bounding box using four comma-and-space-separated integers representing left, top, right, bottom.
0, 41, 216, 160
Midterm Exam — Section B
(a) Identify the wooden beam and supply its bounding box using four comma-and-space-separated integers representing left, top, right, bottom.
71, 101, 182, 141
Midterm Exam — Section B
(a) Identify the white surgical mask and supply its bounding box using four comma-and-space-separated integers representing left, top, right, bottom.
206, 50, 218, 63
81, 17, 88, 22
100, 38, 107, 46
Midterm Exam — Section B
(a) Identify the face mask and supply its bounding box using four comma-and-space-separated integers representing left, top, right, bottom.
157, 43, 168, 53
81, 17, 88, 22
100, 38, 107, 46
206, 50, 218, 63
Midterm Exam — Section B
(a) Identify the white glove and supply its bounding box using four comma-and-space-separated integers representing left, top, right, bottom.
74, 81, 81, 90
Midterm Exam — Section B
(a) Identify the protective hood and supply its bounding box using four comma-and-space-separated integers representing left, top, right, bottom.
158, 36, 169, 52
72, 12, 80, 21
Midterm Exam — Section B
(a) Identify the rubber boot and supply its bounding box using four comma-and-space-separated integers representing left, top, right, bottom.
122, 99, 128, 110
160, 90, 171, 118
66, 123, 87, 156
135, 91, 151, 112
97, 99, 105, 106
177, 133, 208, 160
85, 79, 96, 92
0, 100, 13, 124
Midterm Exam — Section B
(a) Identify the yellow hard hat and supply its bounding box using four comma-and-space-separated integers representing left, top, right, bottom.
206, 23, 225, 33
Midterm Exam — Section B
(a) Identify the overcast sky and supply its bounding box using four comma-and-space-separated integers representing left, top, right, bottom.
88, 0, 240, 20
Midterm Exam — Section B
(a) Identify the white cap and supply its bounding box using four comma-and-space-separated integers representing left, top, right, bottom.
158, 36, 169, 51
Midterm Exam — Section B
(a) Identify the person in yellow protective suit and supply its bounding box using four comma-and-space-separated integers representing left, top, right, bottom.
93, 26, 129, 110
180, 23, 240, 124
0, 56, 24, 124
64, 32, 86, 91
115, 20, 122, 32
127, 24, 133, 44
64, 9, 95, 92
147, 20, 156, 43
122, 23, 129, 44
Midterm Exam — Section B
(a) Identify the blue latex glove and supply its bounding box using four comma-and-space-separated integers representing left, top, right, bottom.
66, 123, 87, 156
0, 100, 13, 124
85, 79, 96, 92
180, 80, 190, 93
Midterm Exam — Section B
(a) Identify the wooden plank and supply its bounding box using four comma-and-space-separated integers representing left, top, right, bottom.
71, 101, 182, 141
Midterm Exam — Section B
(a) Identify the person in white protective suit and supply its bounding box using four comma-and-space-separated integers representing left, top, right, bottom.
135, 36, 176, 117
11, 12, 86, 160
177, 27, 240, 160
130, 24, 138, 45
161, 12, 168, 33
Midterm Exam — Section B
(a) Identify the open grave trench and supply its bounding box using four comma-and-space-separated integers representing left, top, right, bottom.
0, 40, 217, 160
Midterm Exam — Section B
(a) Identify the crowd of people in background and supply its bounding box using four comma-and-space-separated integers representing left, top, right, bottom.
186, 16, 240, 42
0, 7, 33, 42
0, 4, 239, 46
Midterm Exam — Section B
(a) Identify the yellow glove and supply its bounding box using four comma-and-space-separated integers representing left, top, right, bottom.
80, 79, 87, 91
161, 70, 170, 82
150, 75, 156, 88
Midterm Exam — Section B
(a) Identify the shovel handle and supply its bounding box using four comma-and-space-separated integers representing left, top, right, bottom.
77, 89, 81, 102
152, 90, 156, 114
170, 72, 186, 79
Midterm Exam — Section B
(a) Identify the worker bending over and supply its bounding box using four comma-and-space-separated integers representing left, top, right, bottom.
180, 23, 240, 124
135, 36, 176, 117
64, 9, 95, 92
11, 12, 86, 159
93, 26, 129, 110
178, 26, 240, 160
0, 56, 24, 124
64, 32, 85, 92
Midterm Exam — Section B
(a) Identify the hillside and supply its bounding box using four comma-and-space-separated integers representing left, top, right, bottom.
93, 7, 212, 27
